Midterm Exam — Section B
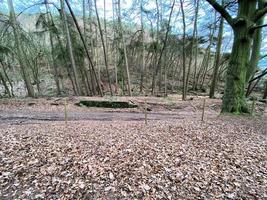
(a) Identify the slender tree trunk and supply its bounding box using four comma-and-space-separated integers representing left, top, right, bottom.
263, 81, 267, 99
82, 0, 93, 95
2, 62, 14, 96
164, 50, 168, 96
60, 0, 82, 95
0, 69, 11, 97
246, 1, 264, 82
64, 0, 103, 96
154, 0, 175, 94
200, 49, 211, 90
54, 29, 77, 94
104, 0, 108, 55
112, 0, 118, 92
186, 0, 199, 93
45, 0, 61, 96
180, 0, 187, 100
8, 0, 35, 97
139, 0, 145, 94
88, 0, 96, 95
94, 0, 113, 95
118, 0, 132, 96
195, 16, 216, 90
192, 0, 200, 90
151, 0, 161, 94
209, 14, 224, 98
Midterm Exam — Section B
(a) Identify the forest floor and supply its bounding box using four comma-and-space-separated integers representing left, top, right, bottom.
0, 95, 266, 199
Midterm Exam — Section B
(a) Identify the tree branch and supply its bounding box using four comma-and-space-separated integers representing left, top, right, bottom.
206, 0, 233, 27
249, 23, 267, 33
261, 54, 267, 60
249, 68, 267, 83
254, 6, 267, 22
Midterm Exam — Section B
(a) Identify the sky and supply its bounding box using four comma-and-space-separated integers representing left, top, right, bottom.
0, 0, 266, 68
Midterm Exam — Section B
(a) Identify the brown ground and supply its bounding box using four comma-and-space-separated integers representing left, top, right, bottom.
0, 96, 266, 199
0, 95, 224, 124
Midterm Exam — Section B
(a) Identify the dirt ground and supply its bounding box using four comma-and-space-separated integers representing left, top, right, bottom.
0, 96, 266, 199
0, 95, 233, 124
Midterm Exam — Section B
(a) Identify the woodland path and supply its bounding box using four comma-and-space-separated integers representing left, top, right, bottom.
0, 96, 265, 125
0, 108, 215, 124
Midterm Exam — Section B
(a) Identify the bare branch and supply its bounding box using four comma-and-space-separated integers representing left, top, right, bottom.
249, 23, 267, 33
206, 0, 234, 27
254, 6, 267, 22
249, 68, 267, 83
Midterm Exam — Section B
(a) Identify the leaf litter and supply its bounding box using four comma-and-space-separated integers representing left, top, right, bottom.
0, 116, 266, 199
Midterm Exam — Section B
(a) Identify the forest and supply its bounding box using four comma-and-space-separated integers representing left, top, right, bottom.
0, 0, 266, 199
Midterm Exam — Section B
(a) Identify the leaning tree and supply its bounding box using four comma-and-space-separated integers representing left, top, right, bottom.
206, 0, 267, 113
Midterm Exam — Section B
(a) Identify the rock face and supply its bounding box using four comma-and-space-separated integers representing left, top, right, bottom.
76, 100, 138, 108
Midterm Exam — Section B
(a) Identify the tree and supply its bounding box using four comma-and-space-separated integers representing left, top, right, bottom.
94, 0, 113, 95
246, 1, 265, 82
186, 0, 199, 96
117, 0, 132, 96
209, 8, 224, 98
192, 0, 200, 91
180, 0, 187, 100
263, 80, 267, 99
65, 0, 103, 96
194, 17, 216, 91
153, 0, 175, 95
7, 0, 35, 97
44, 0, 61, 95
0, 62, 12, 97
139, 0, 145, 94
206, 0, 267, 113
60, 0, 82, 95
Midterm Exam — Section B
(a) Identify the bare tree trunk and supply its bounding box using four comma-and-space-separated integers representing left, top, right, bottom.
88, 0, 96, 95
112, 0, 119, 92
2, 62, 14, 96
0, 66, 11, 97
263, 81, 267, 99
186, 0, 199, 93
64, 0, 103, 96
151, 0, 161, 95
53, 29, 77, 94
94, 0, 113, 96
153, 0, 175, 94
60, 0, 81, 95
118, 0, 132, 96
246, 0, 265, 82
200, 50, 212, 90
209, 12, 224, 98
8, 0, 35, 97
180, 0, 187, 100
192, 0, 200, 90
195, 16, 216, 91
139, 0, 145, 94
104, 0, 108, 55
82, 0, 93, 96
45, 0, 61, 96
